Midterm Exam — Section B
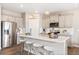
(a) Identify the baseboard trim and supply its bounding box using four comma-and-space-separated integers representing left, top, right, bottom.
70, 44, 79, 47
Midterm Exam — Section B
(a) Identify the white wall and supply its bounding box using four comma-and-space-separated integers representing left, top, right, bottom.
72, 10, 79, 45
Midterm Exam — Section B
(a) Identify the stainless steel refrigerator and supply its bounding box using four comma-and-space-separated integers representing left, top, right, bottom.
1, 21, 17, 49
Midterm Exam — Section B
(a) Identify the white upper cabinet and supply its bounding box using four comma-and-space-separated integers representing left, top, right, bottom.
50, 15, 59, 23
59, 14, 73, 28
42, 15, 50, 28
42, 12, 73, 28
42, 14, 59, 28
64, 15, 73, 28
42, 18, 50, 28
59, 15, 65, 27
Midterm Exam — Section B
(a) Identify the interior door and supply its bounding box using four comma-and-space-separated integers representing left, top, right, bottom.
29, 19, 40, 36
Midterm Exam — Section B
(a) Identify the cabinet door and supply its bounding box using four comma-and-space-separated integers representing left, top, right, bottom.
50, 15, 58, 23
59, 14, 73, 28
42, 18, 50, 28
59, 15, 65, 27
64, 15, 73, 27
29, 18, 40, 36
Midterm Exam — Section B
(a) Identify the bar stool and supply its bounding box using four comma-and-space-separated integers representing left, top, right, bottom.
44, 46, 54, 55
33, 43, 44, 55
25, 41, 33, 55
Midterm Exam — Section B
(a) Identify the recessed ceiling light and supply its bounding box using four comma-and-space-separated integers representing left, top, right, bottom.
34, 10, 39, 13
45, 11, 50, 15
20, 4, 23, 8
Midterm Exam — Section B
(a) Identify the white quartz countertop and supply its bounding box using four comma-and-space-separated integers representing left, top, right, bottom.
18, 34, 70, 43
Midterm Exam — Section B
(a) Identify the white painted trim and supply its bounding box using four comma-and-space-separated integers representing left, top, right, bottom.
70, 44, 79, 47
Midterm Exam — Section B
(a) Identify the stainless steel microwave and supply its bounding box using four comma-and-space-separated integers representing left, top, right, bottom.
50, 22, 59, 27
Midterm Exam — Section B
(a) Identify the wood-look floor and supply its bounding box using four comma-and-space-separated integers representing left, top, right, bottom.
68, 47, 79, 55
15, 47, 79, 55
14, 51, 33, 55
1, 47, 79, 55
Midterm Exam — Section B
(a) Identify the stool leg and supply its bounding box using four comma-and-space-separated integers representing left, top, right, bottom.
45, 50, 48, 55
44, 49, 50, 55
38, 47, 44, 55
45, 50, 54, 55
48, 51, 54, 55
27, 45, 30, 55
29, 45, 31, 55
32, 47, 44, 55
28, 44, 32, 55
48, 51, 51, 55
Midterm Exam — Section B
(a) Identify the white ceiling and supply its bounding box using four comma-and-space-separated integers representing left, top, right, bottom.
0, 3, 79, 13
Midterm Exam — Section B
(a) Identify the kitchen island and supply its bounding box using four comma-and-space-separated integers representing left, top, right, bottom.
18, 34, 70, 55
